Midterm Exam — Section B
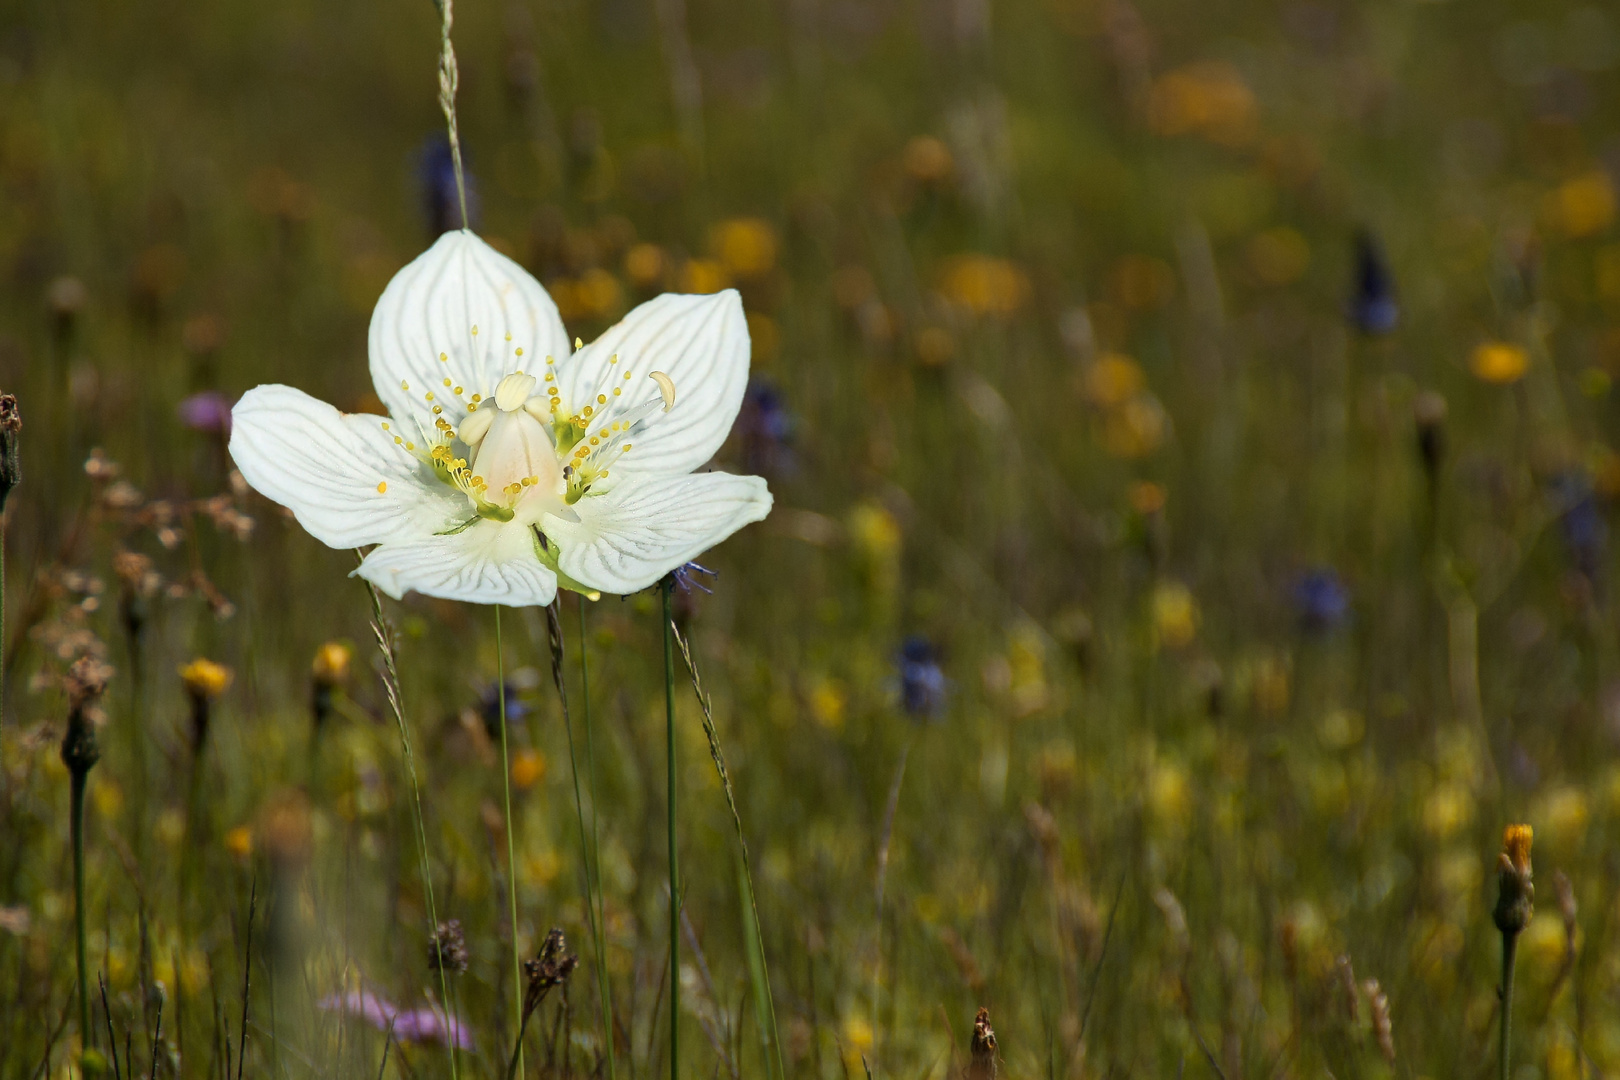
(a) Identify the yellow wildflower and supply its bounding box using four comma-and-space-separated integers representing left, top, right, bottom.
1469, 341, 1528, 384
179, 658, 233, 700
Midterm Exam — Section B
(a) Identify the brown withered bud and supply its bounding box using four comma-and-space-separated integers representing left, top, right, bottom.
1414, 391, 1447, 482
507, 927, 579, 1078
967, 1007, 998, 1080
429, 919, 469, 976
60, 656, 114, 777
1494, 825, 1535, 936
1362, 978, 1395, 1065
0, 394, 19, 514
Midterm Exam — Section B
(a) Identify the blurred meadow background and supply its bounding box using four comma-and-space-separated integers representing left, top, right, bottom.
4, 0, 1620, 1077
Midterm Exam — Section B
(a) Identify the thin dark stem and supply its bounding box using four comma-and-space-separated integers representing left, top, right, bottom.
71, 768, 90, 1045
236, 876, 255, 1080
1500, 932, 1519, 1080
661, 578, 680, 1080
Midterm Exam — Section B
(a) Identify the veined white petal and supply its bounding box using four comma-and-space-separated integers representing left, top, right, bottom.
553, 291, 750, 479
369, 231, 569, 433
229, 385, 465, 549
355, 519, 559, 606
547, 472, 772, 595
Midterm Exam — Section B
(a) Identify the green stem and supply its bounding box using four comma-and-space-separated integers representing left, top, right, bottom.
70, 767, 90, 1046
496, 606, 525, 1079
1500, 931, 1519, 1080
661, 578, 679, 1080
579, 596, 617, 1079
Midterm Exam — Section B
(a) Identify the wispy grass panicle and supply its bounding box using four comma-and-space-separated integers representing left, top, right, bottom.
669, 619, 785, 1080
1495, 824, 1534, 1080
430, 0, 470, 230
361, 571, 459, 1080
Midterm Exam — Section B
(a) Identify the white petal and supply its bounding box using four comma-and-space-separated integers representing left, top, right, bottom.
554, 291, 750, 479
356, 520, 558, 607
229, 385, 466, 549
546, 472, 772, 595
369, 231, 569, 433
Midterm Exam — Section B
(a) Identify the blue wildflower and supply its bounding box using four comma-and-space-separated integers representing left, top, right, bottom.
1293, 568, 1350, 632
1552, 471, 1607, 588
419, 134, 479, 237
898, 636, 947, 719
737, 379, 795, 476
479, 682, 529, 737
1347, 231, 1398, 335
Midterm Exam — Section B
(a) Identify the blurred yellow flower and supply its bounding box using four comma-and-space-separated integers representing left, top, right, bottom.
913, 326, 956, 367
524, 849, 562, 888
1521, 909, 1568, 974
1128, 480, 1166, 516
1148, 757, 1191, 826
1469, 341, 1528, 384
1421, 782, 1474, 839
841, 1015, 874, 1065
1245, 226, 1311, 286
92, 779, 124, 821
809, 676, 847, 731
902, 135, 953, 184
624, 242, 667, 288
179, 658, 233, 700
939, 254, 1031, 318
225, 825, 253, 860
712, 218, 778, 279
1103, 395, 1168, 458
311, 641, 352, 686
1147, 61, 1259, 147
1083, 354, 1146, 408
1537, 785, 1590, 849
679, 258, 730, 294
511, 748, 547, 790
848, 502, 901, 560
1152, 581, 1198, 648
1545, 171, 1616, 239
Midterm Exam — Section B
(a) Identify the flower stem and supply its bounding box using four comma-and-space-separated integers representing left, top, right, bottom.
661, 577, 680, 1080
70, 766, 90, 1045
496, 606, 525, 1079
579, 595, 617, 1080
362, 575, 458, 1080
1499, 931, 1519, 1080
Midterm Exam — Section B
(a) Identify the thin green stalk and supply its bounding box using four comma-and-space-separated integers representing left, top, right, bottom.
661, 578, 680, 1080
669, 622, 785, 1080
578, 596, 617, 1079
546, 601, 607, 1067
1499, 933, 1518, 1080
362, 576, 458, 1080
70, 768, 90, 1044
496, 606, 525, 1079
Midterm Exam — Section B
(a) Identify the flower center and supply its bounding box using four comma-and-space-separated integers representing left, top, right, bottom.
378, 338, 675, 528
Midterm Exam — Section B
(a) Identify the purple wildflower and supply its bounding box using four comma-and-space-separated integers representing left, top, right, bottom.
177, 391, 234, 435
318, 987, 473, 1049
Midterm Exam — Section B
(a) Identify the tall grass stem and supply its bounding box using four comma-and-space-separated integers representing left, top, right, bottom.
577, 596, 617, 1079
70, 768, 90, 1044
661, 578, 680, 1080
495, 606, 525, 1078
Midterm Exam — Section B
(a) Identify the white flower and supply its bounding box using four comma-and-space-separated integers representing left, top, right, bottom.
229, 230, 772, 606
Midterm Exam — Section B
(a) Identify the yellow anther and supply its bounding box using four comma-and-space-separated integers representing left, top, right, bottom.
597, 394, 607, 404
401, 380, 410, 390
574, 337, 583, 350
515, 347, 524, 356
443, 378, 452, 387
381, 422, 390, 430
432, 405, 443, 415
546, 355, 555, 365
623, 444, 631, 452
425, 392, 435, 401
471, 393, 483, 402
377, 481, 387, 493
590, 437, 601, 446
583, 406, 594, 416
440, 353, 449, 362
394, 436, 403, 445
544, 373, 554, 382
613, 387, 622, 396
467, 401, 479, 411
405, 442, 415, 450
454, 386, 463, 395
471, 325, 479, 335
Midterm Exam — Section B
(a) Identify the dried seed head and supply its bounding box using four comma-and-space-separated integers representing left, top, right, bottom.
64, 655, 114, 712
429, 919, 469, 975
520, 927, 579, 1021
967, 1007, 998, 1080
